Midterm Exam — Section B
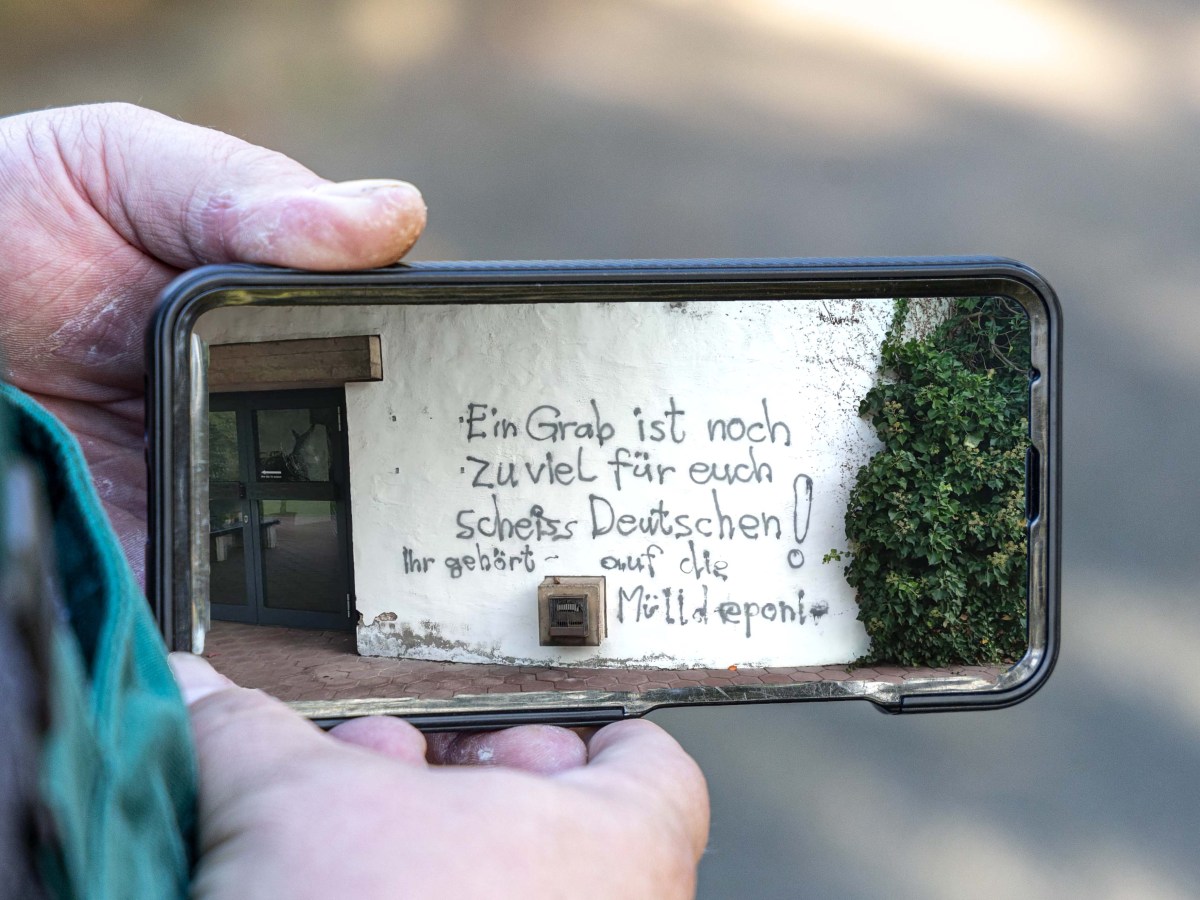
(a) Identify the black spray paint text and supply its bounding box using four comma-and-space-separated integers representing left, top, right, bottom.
616, 583, 830, 636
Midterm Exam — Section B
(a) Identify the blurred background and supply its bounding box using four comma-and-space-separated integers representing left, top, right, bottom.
4, 1, 1198, 896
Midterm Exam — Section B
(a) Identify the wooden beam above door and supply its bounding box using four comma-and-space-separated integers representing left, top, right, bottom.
208, 335, 383, 392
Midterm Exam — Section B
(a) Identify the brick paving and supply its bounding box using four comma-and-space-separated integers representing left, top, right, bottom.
202, 620, 1003, 702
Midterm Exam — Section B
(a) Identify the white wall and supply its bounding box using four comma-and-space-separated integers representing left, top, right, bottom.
197, 297, 913, 668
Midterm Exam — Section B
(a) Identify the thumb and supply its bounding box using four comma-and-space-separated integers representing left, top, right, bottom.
20, 103, 426, 270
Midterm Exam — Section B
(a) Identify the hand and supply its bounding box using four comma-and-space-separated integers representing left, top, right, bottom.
171, 654, 709, 899
2, 103, 711, 896
0, 102, 426, 579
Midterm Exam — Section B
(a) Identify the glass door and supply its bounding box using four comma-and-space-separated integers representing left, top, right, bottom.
209, 389, 355, 630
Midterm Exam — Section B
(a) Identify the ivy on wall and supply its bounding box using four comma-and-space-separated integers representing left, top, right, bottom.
828, 297, 1031, 667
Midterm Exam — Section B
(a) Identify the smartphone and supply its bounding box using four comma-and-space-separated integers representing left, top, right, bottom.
146, 257, 1060, 729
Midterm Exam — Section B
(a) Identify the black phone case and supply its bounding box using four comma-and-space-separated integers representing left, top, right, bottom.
147, 256, 1061, 727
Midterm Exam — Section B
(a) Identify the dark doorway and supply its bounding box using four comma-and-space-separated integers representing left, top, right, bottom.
208, 389, 355, 630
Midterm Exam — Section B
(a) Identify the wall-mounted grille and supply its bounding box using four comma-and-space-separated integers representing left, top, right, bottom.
549, 596, 589, 638
538, 577, 606, 647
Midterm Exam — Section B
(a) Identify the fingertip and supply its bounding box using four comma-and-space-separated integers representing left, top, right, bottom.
575, 720, 710, 856
328, 716, 428, 765
588, 719, 709, 797
307, 178, 428, 266
167, 651, 236, 706
427, 725, 589, 774
583, 718, 677, 758
211, 178, 427, 270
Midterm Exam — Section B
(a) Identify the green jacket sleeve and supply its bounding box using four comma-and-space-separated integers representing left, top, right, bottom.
1, 385, 197, 900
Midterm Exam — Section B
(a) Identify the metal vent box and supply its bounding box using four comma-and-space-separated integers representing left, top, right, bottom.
538, 576, 606, 646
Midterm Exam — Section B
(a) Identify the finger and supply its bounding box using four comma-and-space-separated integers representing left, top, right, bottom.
168, 650, 236, 704
169, 652, 343, 819
426, 725, 589, 774
568, 720, 710, 859
19, 103, 426, 271
328, 716, 428, 765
